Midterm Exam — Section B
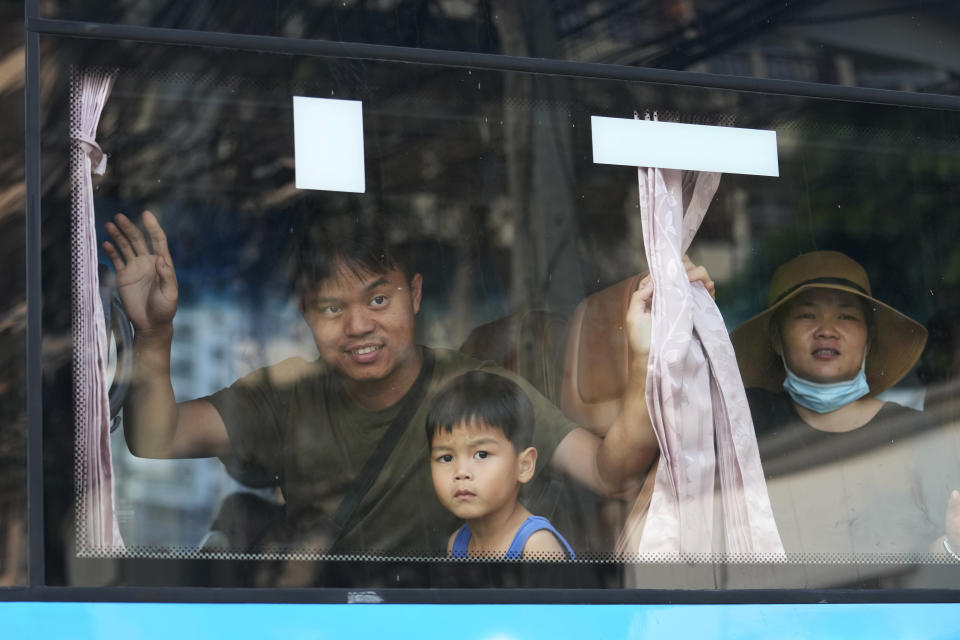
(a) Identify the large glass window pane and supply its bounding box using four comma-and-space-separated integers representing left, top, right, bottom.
41, 34, 960, 590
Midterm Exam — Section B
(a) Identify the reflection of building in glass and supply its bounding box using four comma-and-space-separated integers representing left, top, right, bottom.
169, 303, 242, 401
111, 294, 310, 549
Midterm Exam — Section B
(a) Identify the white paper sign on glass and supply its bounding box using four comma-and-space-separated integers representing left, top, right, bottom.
293, 96, 366, 193
591, 116, 779, 177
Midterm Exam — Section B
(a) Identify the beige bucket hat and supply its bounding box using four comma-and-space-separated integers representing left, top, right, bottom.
730, 251, 927, 395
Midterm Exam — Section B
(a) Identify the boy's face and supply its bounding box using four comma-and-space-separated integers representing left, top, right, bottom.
429, 419, 536, 523
300, 262, 422, 387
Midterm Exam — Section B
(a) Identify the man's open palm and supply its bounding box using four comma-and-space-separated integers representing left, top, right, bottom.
102, 210, 178, 334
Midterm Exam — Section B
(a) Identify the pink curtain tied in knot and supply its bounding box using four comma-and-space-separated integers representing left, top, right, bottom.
628, 164, 783, 558
70, 67, 124, 552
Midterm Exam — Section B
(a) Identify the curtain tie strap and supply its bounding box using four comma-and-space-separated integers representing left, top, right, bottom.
73, 132, 107, 175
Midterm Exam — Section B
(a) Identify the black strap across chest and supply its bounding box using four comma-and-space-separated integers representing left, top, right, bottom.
330, 348, 436, 541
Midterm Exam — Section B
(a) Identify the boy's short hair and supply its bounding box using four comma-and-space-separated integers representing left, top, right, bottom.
285, 204, 412, 297
425, 371, 534, 450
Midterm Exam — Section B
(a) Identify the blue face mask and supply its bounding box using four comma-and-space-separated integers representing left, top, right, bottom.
781, 357, 870, 414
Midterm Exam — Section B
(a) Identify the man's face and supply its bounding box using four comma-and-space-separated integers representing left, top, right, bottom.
429, 419, 534, 523
776, 289, 869, 384
300, 263, 422, 386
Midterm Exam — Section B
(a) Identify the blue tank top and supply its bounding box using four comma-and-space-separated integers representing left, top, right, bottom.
450, 515, 575, 559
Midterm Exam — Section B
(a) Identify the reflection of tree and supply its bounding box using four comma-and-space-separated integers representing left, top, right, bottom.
0, 0, 26, 586
727, 107, 960, 325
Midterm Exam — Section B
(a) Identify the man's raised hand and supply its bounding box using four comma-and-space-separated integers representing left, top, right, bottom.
102, 211, 178, 336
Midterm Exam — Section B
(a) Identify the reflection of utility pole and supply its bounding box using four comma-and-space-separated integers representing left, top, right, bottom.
494, 0, 584, 313
449, 203, 479, 346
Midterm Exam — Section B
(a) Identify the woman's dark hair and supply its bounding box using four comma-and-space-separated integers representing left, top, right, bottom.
425, 371, 534, 450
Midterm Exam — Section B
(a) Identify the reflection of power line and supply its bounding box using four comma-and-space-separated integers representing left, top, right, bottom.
653, 0, 825, 69
779, 0, 957, 25
603, 0, 828, 69
555, 0, 639, 39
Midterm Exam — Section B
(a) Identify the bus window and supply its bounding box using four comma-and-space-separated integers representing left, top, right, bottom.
36, 34, 960, 591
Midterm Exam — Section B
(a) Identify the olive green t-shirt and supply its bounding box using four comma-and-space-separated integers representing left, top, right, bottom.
206, 347, 578, 556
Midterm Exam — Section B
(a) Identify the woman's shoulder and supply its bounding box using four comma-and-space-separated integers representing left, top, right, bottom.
876, 399, 923, 417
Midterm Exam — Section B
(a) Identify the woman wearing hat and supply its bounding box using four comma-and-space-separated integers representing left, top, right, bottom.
731, 251, 960, 560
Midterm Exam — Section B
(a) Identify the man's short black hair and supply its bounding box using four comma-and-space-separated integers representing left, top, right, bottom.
285, 205, 412, 297
425, 371, 534, 451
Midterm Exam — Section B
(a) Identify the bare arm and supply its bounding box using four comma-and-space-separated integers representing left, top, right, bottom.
552, 257, 714, 497
949, 490, 960, 553
550, 321, 654, 497
521, 529, 567, 559
104, 211, 230, 458
933, 489, 960, 557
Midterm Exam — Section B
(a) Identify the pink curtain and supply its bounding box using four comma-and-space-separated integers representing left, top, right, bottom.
625, 163, 783, 558
70, 67, 124, 552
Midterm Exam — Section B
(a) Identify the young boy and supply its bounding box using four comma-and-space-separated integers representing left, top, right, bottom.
426, 370, 576, 559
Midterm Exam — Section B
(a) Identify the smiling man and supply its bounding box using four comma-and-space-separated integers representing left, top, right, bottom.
104, 210, 704, 558
298, 265, 425, 409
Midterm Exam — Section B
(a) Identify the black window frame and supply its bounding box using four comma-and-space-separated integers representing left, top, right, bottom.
17, 5, 960, 604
